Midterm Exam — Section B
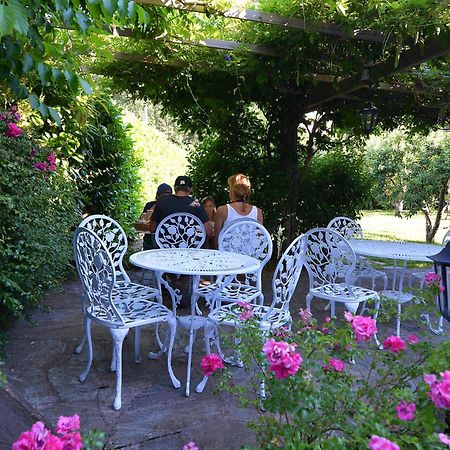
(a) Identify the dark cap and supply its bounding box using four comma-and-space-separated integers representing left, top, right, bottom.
156, 183, 173, 194
174, 175, 193, 189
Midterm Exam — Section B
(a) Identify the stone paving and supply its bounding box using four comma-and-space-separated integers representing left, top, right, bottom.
1, 264, 448, 449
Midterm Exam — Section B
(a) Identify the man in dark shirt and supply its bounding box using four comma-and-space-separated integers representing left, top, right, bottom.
149, 175, 213, 241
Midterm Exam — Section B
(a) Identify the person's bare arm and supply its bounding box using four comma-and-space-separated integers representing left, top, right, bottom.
148, 219, 157, 233
257, 207, 263, 224
213, 205, 227, 249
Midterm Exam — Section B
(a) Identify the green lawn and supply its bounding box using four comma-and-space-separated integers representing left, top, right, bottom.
360, 210, 450, 244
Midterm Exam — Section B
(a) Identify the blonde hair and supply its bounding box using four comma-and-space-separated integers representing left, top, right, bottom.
228, 173, 251, 202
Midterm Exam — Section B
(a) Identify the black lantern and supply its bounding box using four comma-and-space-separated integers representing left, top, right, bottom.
428, 242, 450, 322
361, 102, 378, 133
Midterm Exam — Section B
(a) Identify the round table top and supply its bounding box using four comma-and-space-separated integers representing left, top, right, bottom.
349, 239, 442, 262
129, 248, 261, 276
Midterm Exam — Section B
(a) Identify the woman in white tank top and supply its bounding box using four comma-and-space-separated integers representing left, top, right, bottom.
213, 173, 263, 248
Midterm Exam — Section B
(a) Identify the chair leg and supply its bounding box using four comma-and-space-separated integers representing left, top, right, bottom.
75, 301, 88, 354
382, 274, 388, 291
195, 320, 215, 394
110, 328, 129, 411
79, 318, 92, 382
306, 293, 313, 312
166, 316, 181, 389
372, 299, 382, 349
134, 327, 141, 363
396, 302, 402, 337
149, 325, 169, 359
330, 301, 336, 318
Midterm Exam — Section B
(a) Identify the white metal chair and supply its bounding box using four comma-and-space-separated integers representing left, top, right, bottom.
155, 212, 206, 249
195, 234, 305, 393
73, 227, 180, 410
75, 215, 162, 360
196, 219, 273, 308
327, 216, 388, 290
304, 227, 380, 318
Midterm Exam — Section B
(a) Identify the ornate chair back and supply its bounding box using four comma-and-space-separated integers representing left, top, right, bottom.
155, 212, 206, 249
218, 219, 273, 287
303, 228, 357, 290
327, 216, 364, 240
79, 214, 130, 283
443, 229, 450, 245
73, 227, 124, 326
264, 234, 305, 316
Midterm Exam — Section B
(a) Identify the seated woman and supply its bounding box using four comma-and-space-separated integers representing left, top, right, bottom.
213, 173, 263, 248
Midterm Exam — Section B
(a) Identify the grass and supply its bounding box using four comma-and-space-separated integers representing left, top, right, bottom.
360, 210, 450, 244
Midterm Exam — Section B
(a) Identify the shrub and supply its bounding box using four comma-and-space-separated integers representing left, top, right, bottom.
0, 108, 78, 344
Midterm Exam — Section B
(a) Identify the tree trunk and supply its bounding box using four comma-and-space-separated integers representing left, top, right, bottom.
423, 183, 448, 243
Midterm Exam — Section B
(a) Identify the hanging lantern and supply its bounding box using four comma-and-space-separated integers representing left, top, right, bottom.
428, 242, 450, 322
360, 102, 378, 133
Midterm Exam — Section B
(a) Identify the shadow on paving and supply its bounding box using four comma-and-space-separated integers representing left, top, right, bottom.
2, 263, 448, 449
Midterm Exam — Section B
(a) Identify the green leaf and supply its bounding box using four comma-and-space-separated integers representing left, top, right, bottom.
22, 53, 34, 73
86, 2, 101, 19
62, 8, 73, 24
117, 0, 128, 17
127, 0, 137, 21
64, 70, 79, 91
47, 106, 62, 126
51, 68, 65, 85
0, 4, 14, 37
37, 62, 51, 84
38, 102, 49, 119
13, 83, 28, 99
9, 0, 28, 35
28, 93, 40, 109
136, 5, 148, 24
102, 0, 117, 16
75, 11, 90, 32
78, 77, 93, 95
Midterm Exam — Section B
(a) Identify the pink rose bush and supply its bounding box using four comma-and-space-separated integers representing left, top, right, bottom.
424, 371, 450, 410
182, 442, 199, 450
369, 435, 400, 450
13, 415, 82, 450
323, 357, 345, 373
383, 335, 406, 353
345, 313, 377, 342
201, 353, 224, 377
237, 301, 254, 321
424, 272, 445, 292
32, 152, 58, 173
439, 433, 450, 446
262, 338, 302, 379
0, 106, 22, 138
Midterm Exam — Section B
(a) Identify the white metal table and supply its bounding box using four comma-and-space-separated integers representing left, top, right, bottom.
129, 248, 261, 396
349, 239, 443, 335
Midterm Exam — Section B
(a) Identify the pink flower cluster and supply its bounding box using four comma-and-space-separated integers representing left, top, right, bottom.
0, 106, 22, 137
237, 301, 254, 321
439, 433, 450, 446
262, 339, 302, 380
369, 435, 400, 450
383, 335, 406, 353
6, 122, 22, 137
395, 400, 416, 421
33, 152, 57, 172
344, 312, 377, 342
298, 308, 312, 324
200, 353, 224, 377
424, 272, 445, 292
13, 415, 82, 450
183, 441, 199, 450
424, 371, 450, 410
323, 357, 345, 373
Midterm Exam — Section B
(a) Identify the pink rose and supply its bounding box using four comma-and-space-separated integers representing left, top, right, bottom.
59, 432, 82, 450
323, 357, 345, 373
6, 122, 22, 137
12, 431, 38, 450
344, 311, 354, 323
45, 435, 64, 450
33, 162, 48, 172
262, 339, 302, 379
48, 164, 57, 172
55, 415, 80, 435
424, 371, 450, 410
47, 152, 56, 165
438, 433, 450, 446
200, 353, 224, 377
237, 301, 254, 321
298, 308, 312, 323
395, 400, 416, 421
383, 336, 406, 353
369, 435, 400, 450
351, 316, 377, 342
183, 442, 199, 450
407, 334, 419, 344
424, 272, 445, 292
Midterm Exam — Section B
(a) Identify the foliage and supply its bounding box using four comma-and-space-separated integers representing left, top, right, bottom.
214, 284, 450, 449
365, 128, 450, 242
0, 108, 78, 340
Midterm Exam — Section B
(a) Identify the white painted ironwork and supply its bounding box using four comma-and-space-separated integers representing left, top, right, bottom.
73, 227, 180, 410
129, 247, 261, 396
155, 212, 206, 249
327, 216, 388, 290
304, 228, 380, 318
197, 234, 305, 393
197, 219, 273, 307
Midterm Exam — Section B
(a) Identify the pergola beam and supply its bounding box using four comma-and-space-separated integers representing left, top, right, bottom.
137, 0, 390, 42
299, 33, 450, 113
